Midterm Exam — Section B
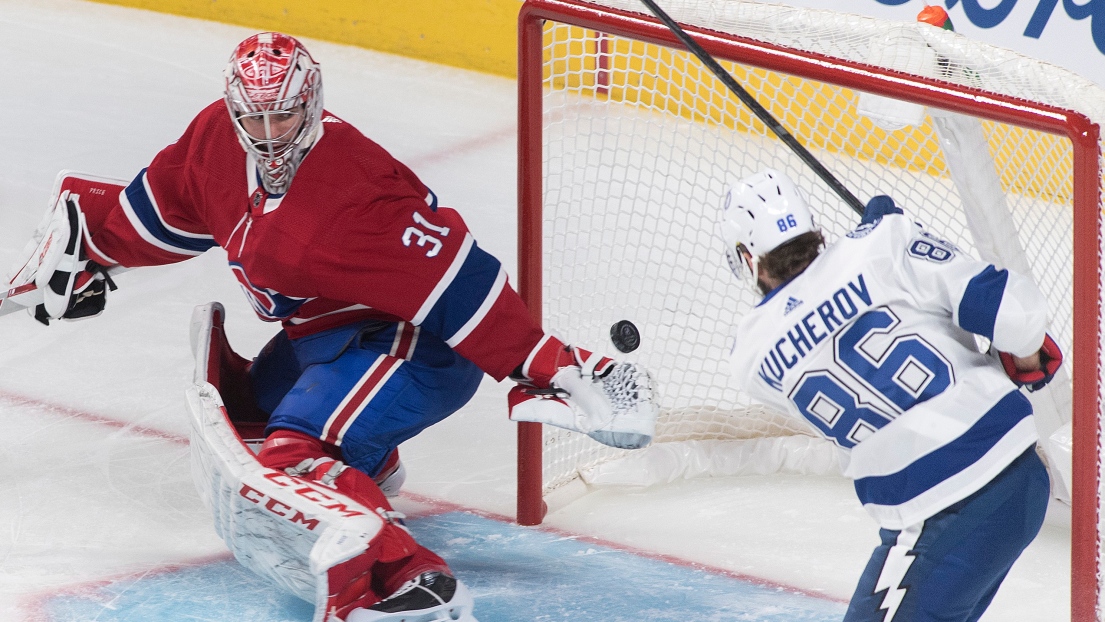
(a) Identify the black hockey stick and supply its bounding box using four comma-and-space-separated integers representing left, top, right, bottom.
638, 0, 866, 216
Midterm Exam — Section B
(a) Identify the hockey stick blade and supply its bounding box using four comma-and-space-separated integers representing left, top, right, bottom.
637, 0, 866, 216
0, 281, 45, 318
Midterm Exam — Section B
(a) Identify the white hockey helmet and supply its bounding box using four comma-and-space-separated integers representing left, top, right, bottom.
718, 168, 816, 280
224, 32, 324, 195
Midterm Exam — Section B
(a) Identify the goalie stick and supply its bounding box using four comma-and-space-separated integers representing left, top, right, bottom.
637, 0, 866, 216
0, 281, 43, 318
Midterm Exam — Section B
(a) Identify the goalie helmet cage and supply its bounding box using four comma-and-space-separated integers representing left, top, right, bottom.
516, 0, 1103, 618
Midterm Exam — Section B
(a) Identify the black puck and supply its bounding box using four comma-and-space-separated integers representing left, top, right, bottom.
610, 320, 641, 353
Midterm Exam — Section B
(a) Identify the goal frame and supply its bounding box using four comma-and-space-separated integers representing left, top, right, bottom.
516, 0, 1102, 618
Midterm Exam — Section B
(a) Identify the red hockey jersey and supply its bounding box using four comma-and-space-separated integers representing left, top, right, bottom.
65, 101, 542, 380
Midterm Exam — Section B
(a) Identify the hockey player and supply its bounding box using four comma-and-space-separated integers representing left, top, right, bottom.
719, 169, 1061, 621
7, 32, 656, 622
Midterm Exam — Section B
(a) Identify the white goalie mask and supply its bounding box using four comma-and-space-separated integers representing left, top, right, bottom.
225, 32, 324, 195
718, 169, 816, 281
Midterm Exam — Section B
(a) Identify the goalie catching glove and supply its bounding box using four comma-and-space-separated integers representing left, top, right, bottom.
6, 190, 116, 324
508, 334, 658, 449
999, 333, 1063, 393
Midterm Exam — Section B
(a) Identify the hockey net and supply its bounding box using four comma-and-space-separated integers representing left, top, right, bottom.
517, 0, 1104, 616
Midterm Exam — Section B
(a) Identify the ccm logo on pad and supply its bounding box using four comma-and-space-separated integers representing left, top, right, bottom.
239, 472, 368, 531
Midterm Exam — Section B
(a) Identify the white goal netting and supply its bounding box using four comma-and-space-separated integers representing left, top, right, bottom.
520, 2, 1105, 615
521, 0, 1105, 535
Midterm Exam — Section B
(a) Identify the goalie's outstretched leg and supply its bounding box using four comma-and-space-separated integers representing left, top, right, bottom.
258, 430, 476, 622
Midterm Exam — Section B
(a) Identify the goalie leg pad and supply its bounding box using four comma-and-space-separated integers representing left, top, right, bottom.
190, 307, 454, 621
259, 430, 449, 620
257, 430, 428, 565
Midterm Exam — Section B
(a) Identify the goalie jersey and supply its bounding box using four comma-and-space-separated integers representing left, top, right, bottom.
729, 207, 1049, 529
57, 101, 543, 381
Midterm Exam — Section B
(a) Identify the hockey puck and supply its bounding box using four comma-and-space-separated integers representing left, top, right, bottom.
610, 320, 641, 353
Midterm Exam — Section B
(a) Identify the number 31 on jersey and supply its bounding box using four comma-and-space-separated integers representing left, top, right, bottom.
403, 212, 451, 257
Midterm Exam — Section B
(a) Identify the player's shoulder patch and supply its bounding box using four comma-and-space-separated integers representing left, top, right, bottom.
846, 221, 879, 239
906, 228, 959, 263
847, 211, 903, 238
849, 195, 909, 239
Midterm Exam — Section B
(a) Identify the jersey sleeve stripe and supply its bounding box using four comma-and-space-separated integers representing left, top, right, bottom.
411, 232, 474, 325
956, 266, 1008, 340
137, 169, 218, 245
853, 389, 1031, 509
119, 169, 218, 256
446, 268, 508, 348
423, 241, 503, 342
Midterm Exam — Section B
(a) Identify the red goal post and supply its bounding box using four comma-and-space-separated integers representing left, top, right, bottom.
516, 0, 1103, 618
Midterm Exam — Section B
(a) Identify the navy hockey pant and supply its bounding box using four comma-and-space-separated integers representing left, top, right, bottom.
844, 446, 1049, 622
249, 320, 484, 478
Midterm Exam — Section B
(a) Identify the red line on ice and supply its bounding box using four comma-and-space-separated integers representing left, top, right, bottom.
19, 553, 235, 622
397, 491, 848, 604
4, 383, 845, 608
406, 125, 515, 169
0, 388, 188, 444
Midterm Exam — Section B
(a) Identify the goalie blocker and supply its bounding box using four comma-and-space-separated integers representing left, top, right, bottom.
186, 302, 478, 622
5, 174, 124, 324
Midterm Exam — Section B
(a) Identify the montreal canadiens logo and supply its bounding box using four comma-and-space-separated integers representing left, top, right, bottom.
229, 263, 308, 321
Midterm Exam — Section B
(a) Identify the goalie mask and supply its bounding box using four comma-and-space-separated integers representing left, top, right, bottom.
718, 168, 815, 281
225, 32, 324, 195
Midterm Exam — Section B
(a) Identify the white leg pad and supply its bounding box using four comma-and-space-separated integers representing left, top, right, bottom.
188, 302, 386, 622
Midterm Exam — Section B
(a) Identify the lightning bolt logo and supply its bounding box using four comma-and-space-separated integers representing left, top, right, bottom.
874, 523, 921, 620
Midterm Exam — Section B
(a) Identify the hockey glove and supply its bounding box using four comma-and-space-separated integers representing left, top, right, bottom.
999, 333, 1063, 392
509, 334, 658, 449
515, 334, 616, 389
34, 264, 115, 324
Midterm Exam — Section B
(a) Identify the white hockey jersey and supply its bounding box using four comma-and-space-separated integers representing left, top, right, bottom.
730, 207, 1049, 530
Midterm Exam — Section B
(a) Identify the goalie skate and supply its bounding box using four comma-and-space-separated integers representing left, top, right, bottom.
346, 571, 478, 622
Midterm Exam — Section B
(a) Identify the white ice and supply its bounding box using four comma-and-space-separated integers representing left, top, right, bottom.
0, 0, 1070, 620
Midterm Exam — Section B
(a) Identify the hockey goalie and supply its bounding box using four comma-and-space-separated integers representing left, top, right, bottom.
185, 300, 656, 621
6, 30, 659, 621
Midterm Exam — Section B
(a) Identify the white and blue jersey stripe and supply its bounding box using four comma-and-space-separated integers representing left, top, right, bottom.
731, 203, 1048, 529
411, 232, 509, 347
